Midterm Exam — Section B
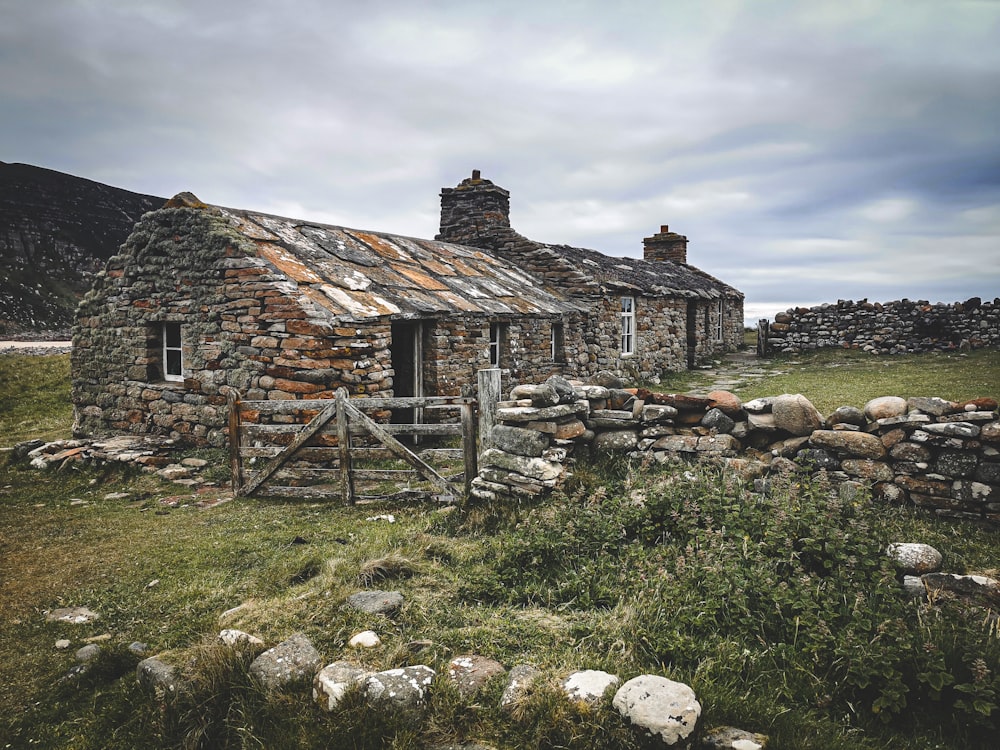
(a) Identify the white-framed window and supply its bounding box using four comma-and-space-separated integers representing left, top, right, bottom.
162, 322, 183, 381
620, 296, 635, 356
715, 299, 724, 342
551, 322, 565, 362
489, 322, 507, 367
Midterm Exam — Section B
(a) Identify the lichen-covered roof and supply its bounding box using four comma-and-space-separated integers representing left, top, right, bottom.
217, 207, 586, 322
545, 243, 743, 300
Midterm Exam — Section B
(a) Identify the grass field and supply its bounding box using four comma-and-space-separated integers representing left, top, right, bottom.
1, 350, 999, 749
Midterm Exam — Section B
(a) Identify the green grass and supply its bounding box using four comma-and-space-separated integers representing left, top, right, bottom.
0, 353, 72, 446
736, 348, 1000, 413
1, 348, 999, 748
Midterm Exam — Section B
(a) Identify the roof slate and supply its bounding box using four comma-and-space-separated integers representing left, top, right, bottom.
546, 243, 742, 300
218, 207, 584, 323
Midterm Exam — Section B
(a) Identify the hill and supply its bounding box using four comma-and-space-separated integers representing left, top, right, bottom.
0, 161, 164, 334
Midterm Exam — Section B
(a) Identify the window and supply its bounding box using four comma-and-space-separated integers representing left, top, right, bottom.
489, 322, 507, 367
162, 322, 183, 381
620, 296, 635, 356
551, 322, 565, 362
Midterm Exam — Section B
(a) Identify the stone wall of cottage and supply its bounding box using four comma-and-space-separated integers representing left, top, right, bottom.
475, 376, 1000, 524
72, 208, 394, 447
764, 298, 1000, 354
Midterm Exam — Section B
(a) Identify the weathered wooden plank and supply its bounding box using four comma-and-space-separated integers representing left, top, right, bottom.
340, 398, 460, 496
337, 391, 352, 506
257, 485, 441, 503
227, 390, 243, 494
238, 399, 339, 496
240, 422, 462, 438
239, 395, 473, 416
477, 368, 501, 451
460, 400, 476, 499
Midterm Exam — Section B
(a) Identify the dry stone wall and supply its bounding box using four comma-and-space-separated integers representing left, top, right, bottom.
765, 297, 1000, 354
474, 374, 1000, 524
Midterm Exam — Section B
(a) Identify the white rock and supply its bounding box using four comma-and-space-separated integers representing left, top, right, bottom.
349, 630, 381, 648
886, 543, 943, 575
313, 661, 371, 711
613, 675, 701, 746
218, 629, 264, 647
562, 669, 620, 704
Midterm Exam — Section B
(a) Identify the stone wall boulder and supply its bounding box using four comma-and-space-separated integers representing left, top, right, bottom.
809, 430, 887, 459
772, 394, 823, 436
865, 396, 908, 421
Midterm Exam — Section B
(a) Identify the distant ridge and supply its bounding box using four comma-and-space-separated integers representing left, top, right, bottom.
0, 162, 165, 334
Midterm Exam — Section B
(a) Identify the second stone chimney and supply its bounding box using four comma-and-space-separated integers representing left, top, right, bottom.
642, 225, 688, 264
437, 170, 511, 246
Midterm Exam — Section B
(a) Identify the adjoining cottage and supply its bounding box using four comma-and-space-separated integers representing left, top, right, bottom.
72, 173, 743, 446
437, 171, 744, 378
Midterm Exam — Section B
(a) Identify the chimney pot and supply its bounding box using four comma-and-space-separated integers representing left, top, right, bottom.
661, 225, 669, 233
472, 169, 481, 180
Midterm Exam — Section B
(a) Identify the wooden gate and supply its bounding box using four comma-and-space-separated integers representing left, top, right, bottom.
228, 388, 476, 504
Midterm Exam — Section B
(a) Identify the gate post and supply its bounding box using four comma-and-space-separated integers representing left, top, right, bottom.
477, 368, 502, 452
227, 389, 243, 495
757, 318, 769, 357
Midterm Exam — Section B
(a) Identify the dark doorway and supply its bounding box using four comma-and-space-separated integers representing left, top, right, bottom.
686, 302, 698, 369
390, 320, 424, 424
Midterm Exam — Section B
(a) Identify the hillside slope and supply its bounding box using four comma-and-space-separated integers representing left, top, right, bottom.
0, 162, 164, 334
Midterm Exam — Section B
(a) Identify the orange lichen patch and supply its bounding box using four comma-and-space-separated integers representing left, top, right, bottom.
447, 257, 483, 277
257, 243, 324, 284
506, 295, 556, 314
348, 230, 410, 262
395, 265, 449, 291
433, 290, 484, 313
419, 257, 457, 277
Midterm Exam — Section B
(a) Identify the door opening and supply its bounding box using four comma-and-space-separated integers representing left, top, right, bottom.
390, 320, 424, 425
686, 302, 698, 369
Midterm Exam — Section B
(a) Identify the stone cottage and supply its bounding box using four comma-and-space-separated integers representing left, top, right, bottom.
72, 174, 743, 446
438, 171, 744, 379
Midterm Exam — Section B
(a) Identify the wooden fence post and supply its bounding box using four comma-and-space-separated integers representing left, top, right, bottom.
336, 388, 353, 506
477, 368, 501, 452
227, 389, 243, 495
757, 318, 769, 357
460, 401, 476, 499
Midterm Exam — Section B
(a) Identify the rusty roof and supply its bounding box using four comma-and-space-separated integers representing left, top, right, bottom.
218, 207, 585, 323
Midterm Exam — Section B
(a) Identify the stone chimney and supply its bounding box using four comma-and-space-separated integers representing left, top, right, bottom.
437, 170, 511, 245
642, 225, 688, 264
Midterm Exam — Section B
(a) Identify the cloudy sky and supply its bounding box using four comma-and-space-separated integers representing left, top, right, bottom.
3, 0, 999, 324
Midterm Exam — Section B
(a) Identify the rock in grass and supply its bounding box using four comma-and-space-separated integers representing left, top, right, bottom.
137, 656, 188, 700
363, 665, 436, 713
345, 590, 404, 616
349, 630, 381, 648
501, 663, 541, 710
249, 632, 322, 692
886, 543, 943, 575
313, 661, 371, 711
562, 669, 620, 704
448, 654, 505, 698
218, 629, 264, 647
613, 675, 700, 746
699, 725, 768, 749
